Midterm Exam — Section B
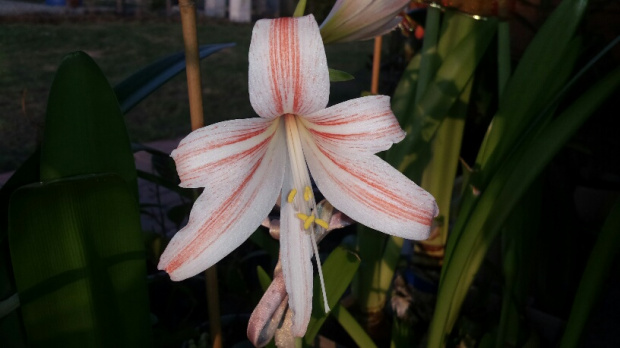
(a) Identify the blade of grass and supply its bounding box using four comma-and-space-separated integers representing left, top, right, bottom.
114, 43, 235, 114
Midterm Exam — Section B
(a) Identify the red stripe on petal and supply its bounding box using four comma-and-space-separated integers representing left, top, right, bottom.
316, 145, 433, 226
165, 157, 265, 274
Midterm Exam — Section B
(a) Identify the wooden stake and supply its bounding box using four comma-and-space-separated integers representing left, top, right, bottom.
371, 36, 382, 94
178, 2, 222, 347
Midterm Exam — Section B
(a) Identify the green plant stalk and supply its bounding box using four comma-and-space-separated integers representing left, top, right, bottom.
333, 305, 377, 348
293, 0, 306, 17
419, 79, 471, 255
497, 21, 510, 98
559, 198, 620, 348
428, 66, 620, 346
414, 5, 441, 105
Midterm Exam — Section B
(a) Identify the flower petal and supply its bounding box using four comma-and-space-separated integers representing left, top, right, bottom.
280, 203, 313, 337
158, 121, 287, 281
301, 95, 405, 154
171, 118, 279, 189
249, 15, 330, 119
300, 128, 438, 240
247, 267, 288, 347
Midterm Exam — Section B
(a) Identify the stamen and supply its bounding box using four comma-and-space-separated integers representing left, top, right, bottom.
303, 214, 315, 230
315, 218, 329, 229
303, 186, 312, 201
296, 213, 309, 221
310, 232, 330, 313
287, 189, 297, 203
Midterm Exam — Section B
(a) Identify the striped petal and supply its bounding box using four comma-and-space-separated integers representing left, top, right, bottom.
158, 120, 287, 281
280, 202, 313, 337
249, 15, 330, 119
300, 127, 438, 240
300, 95, 405, 154
171, 118, 279, 189
279, 153, 313, 336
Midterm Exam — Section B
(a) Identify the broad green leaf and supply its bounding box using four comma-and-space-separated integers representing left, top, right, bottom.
328, 68, 354, 82
304, 246, 360, 344
40, 52, 138, 199
560, 198, 620, 348
114, 43, 235, 113
8, 174, 151, 347
428, 66, 620, 346
0, 148, 39, 243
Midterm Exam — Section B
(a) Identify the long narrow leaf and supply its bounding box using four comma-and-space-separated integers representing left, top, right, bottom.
304, 246, 360, 344
114, 43, 235, 113
428, 66, 620, 346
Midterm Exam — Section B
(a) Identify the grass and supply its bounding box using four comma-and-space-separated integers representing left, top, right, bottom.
0, 18, 374, 172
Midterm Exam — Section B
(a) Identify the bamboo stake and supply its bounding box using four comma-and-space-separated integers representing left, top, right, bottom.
371, 36, 382, 94
178, 2, 222, 348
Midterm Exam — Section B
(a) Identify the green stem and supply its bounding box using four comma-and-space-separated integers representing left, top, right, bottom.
497, 20, 511, 98
414, 6, 441, 104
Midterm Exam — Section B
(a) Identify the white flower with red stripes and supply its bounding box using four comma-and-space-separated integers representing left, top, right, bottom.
158, 15, 437, 337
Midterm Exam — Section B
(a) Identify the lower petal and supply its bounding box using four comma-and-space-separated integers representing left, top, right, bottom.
301, 131, 438, 240
280, 199, 313, 337
158, 125, 287, 281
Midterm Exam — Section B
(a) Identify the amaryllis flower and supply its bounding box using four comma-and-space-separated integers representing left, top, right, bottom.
320, 0, 411, 43
158, 15, 438, 337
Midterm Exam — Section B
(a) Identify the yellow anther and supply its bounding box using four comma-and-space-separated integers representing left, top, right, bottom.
303, 214, 316, 230
287, 189, 297, 203
315, 218, 329, 229
296, 213, 309, 221
303, 186, 312, 201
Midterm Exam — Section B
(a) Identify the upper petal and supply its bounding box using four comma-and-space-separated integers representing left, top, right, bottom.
300, 127, 438, 240
300, 95, 405, 154
171, 118, 279, 189
249, 15, 330, 119
158, 120, 287, 281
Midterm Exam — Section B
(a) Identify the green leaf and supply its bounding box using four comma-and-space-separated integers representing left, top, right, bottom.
114, 43, 235, 114
475, 0, 588, 173
8, 174, 151, 347
328, 68, 354, 82
304, 246, 360, 344
333, 305, 377, 348
40, 51, 138, 199
387, 17, 496, 180
428, 66, 620, 346
256, 265, 272, 293
293, 0, 306, 17
560, 198, 620, 348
